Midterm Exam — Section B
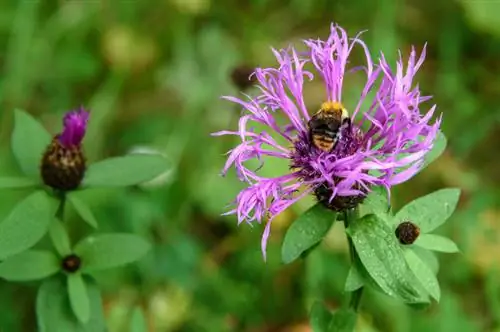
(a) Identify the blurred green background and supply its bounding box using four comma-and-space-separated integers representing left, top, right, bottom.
0, 0, 500, 331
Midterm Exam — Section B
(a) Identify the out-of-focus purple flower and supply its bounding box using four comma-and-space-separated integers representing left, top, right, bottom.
58, 107, 89, 147
213, 23, 441, 260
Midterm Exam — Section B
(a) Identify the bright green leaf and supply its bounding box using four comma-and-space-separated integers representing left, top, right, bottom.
130, 307, 147, 332
328, 308, 357, 332
67, 274, 90, 324
74, 234, 151, 272
359, 186, 390, 216
394, 188, 461, 232
404, 248, 441, 302
68, 193, 98, 229
0, 250, 59, 281
11, 109, 52, 178
414, 234, 460, 253
412, 246, 439, 275
281, 204, 336, 264
345, 266, 364, 292
422, 131, 447, 169
309, 301, 332, 332
0, 190, 56, 260
48, 219, 72, 256
0, 177, 38, 189
348, 214, 429, 303
37, 276, 105, 332
83, 155, 170, 188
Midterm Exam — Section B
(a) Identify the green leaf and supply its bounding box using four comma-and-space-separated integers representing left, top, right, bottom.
412, 246, 439, 275
48, 219, 72, 256
11, 109, 52, 178
37, 276, 105, 332
68, 193, 98, 229
414, 234, 460, 253
345, 266, 364, 292
328, 308, 357, 332
130, 307, 147, 332
67, 274, 90, 324
394, 188, 461, 232
359, 186, 390, 216
83, 154, 170, 187
0, 190, 56, 260
281, 204, 336, 264
423, 130, 447, 168
0, 177, 38, 189
404, 247, 441, 302
74, 234, 151, 272
0, 250, 59, 281
348, 214, 429, 303
309, 301, 332, 332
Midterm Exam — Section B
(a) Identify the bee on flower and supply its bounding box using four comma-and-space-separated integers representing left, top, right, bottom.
213, 24, 441, 259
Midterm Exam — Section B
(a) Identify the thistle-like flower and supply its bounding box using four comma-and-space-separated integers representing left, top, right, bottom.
214, 24, 441, 259
41, 107, 89, 191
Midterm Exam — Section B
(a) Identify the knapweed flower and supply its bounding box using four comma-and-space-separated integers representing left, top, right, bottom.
41, 107, 89, 191
214, 24, 441, 259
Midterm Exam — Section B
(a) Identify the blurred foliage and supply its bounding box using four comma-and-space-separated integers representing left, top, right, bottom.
0, 0, 499, 331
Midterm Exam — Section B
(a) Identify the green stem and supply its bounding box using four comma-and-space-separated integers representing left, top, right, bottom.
343, 208, 363, 312
55, 191, 66, 220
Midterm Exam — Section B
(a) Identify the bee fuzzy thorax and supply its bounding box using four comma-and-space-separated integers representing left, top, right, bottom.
308, 101, 351, 153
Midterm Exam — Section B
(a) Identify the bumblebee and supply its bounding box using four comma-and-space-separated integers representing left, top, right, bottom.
307, 101, 351, 152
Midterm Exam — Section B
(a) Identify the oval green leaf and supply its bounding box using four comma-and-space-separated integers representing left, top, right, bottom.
411, 246, 439, 275
281, 204, 336, 264
48, 219, 72, 256
68, 193, 98, 229
0, 250, 59, 281
37, 275, 105, 332
68, 274, 90, 324
423, 130, 447, 169
74, 234, 151, 272
0, 177, 38, 189
348, 214, 429, 303
414, 234, 460, 253
345, 266, 364, 292
394, 188, 461, 232
309, 301, 332, 332
82, 154, 170, 188
404, 248, 441, 302
11, 109, 52, 178
0, 190, 57, 260
327, 308, 357, 332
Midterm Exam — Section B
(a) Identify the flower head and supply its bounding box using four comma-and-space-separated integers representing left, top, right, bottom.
214, 24, 441, 259
41, 107, 89, 191
59, 107, 89, 147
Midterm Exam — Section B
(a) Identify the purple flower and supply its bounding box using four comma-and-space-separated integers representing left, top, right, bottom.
58, 107, 89, 147
213, 24, 441, 259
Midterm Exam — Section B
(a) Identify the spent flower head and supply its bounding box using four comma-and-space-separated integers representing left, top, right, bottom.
214, 23, 441, 259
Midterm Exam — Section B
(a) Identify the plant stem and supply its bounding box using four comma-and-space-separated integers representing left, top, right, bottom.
343, 208, 364, 312
55, 191, 66, 220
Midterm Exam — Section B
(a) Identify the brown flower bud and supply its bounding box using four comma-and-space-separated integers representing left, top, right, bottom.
395, 221, 420, 244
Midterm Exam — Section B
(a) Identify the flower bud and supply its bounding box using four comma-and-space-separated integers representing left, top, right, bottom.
62, 254, 81, 273
395, 221, 420, 244
40, 108, 89, 191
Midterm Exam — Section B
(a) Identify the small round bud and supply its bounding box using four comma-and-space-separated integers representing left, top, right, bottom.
40, 137, 86, 191
62, 254, 82, 273
395, 221, 420, 244
230, 65, 256, 90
